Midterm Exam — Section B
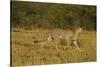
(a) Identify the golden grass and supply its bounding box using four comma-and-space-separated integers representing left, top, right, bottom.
11, 29, 96, 66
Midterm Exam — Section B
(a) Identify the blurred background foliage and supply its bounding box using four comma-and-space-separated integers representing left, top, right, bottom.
11, 1, 96, 30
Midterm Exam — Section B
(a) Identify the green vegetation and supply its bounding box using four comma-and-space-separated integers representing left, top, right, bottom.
11, 1, 96, 30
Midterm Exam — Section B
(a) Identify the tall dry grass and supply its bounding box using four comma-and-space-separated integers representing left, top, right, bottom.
11, 29, 96, 66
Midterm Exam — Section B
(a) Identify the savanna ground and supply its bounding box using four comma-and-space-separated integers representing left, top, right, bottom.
11, 28, 96, 66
